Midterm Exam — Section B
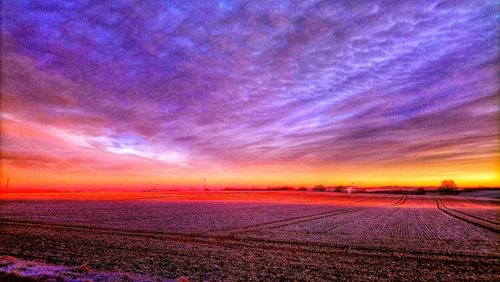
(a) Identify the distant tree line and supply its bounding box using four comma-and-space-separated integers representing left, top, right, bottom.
222, 181, 459, 194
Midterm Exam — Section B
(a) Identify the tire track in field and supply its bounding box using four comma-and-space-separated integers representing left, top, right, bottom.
436, 197, 499, 225
323, 195, 409, 234
256, 207, 361, 231
218, 194, 408, 233
471, 199, 484, 206
393, 195, 407, 206
446, 208, 499, 226
439, 198, 499, 225
235, 194, 408, 233
209, 196, 374, 233
364, 196, 442, 240
433, 196, 499, 234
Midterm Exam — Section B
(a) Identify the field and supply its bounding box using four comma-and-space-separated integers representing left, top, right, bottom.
0, 191, 499, 281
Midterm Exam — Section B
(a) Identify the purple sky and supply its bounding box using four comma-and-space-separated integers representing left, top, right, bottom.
1, 0, 499, 187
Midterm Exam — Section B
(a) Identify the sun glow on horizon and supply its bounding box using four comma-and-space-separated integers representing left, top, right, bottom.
1, 0, 499, 190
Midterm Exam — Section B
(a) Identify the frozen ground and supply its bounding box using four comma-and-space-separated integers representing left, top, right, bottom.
0, 255, 183, 282
0, 191, 498, 281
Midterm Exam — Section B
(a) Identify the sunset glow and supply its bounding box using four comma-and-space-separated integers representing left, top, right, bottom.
1, 0, 499, 190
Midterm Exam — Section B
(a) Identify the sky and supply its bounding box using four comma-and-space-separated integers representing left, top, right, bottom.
1, 0, 499, 190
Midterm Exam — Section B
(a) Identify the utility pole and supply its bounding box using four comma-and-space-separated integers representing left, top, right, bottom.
203, 178, 206, 190
6, 178, 9, 194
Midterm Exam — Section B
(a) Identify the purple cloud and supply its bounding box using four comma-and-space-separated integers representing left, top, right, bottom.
1, 0, 498, 179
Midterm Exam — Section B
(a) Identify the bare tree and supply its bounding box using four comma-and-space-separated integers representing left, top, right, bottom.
439, 180, 457, 194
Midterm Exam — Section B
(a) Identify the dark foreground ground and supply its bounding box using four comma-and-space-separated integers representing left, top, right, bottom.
0, 191, 499, 281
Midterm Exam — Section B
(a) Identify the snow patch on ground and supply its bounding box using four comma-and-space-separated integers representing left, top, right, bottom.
0, 256, 188, 282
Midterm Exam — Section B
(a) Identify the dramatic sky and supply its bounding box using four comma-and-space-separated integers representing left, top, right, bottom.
1, 0, 499, 189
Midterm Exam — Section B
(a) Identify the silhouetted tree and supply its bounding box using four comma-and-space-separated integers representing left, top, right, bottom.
439, 180, 457, 194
